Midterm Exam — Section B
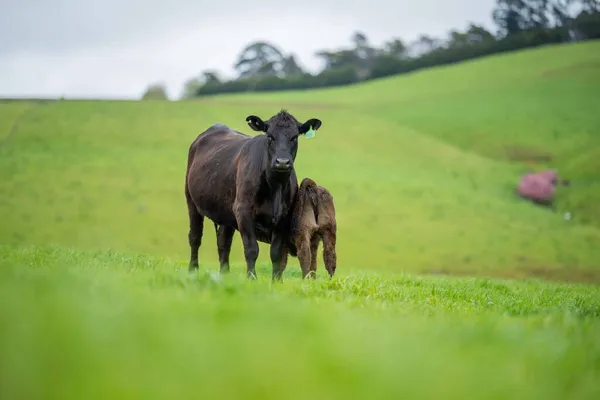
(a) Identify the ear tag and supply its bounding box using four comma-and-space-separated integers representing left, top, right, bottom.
305, 126, 316, 139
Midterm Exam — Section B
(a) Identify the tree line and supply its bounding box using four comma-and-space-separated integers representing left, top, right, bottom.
143, 0, 600, 100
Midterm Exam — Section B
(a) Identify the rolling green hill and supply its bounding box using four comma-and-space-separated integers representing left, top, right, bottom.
1, 41, 600, 399
1, 40, 599, 282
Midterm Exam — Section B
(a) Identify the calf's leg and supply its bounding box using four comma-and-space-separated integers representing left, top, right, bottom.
308, 235, 320, 279
295, 234, 312, 279
322, 228, 337, 278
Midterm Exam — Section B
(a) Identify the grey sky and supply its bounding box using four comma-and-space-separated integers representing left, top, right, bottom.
0, 0, 497, 99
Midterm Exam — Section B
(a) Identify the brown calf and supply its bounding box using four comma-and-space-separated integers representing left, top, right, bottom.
288, 177, 337, 279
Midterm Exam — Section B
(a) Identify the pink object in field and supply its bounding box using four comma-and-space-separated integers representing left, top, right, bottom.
536, 169, 558, 184
517, 169, 560, 204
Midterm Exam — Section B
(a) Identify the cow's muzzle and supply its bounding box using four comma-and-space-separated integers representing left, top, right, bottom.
273, 158, 292, 171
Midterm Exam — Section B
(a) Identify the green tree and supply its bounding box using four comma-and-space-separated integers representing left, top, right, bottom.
493, 0, 533, 35
180, 77, 201, 100
492, 0, 585, 36
233, 41, 286, 78
180, 71, 221, 99
466, 24, 496, 43
315, 49, 360, 70
382, 38, 408, 59
141, 83, 168, 101
550, 0, 574, 25
351, 31, 377, 78
580, 0, 600, 12
316, 32, 377, 78
201, 71, 221, 85
447, 24, 496, 48
408, 34, 442, 56
281, 55, 304, 76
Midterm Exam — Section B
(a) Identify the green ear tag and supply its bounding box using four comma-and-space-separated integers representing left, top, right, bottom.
305, 126, 315, 139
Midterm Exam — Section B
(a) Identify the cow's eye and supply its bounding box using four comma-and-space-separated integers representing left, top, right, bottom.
267, 135, 274, 142
291, 136, 297, 142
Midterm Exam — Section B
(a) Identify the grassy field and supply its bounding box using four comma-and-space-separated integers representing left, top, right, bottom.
1, 245, 599, 399
1, 41, 600, 398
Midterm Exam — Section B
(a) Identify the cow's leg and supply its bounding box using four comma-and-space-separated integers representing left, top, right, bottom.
280, 245, 289, 276
308, 235, 320, 279
270, 233, 288, 281
216, 224, 235, 274
271, 239, 289, 281
322, 227, 337, 278
295, 234, 312, 279
186, 191, 204, 272
234, 205, 259, 279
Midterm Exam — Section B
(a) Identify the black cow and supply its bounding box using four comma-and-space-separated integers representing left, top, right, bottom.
184, 109, 322, 280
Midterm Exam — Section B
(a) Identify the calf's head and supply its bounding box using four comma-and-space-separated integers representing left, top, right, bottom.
246, 109, 321, 174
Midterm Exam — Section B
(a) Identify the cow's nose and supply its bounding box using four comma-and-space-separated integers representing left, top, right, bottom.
275, 158, 291, 168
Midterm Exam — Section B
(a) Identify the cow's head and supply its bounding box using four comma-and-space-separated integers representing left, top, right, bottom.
246, 109, 321, 174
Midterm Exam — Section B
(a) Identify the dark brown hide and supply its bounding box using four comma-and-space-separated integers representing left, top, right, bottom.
289, 178, 337, 279
185, 110, 322, 280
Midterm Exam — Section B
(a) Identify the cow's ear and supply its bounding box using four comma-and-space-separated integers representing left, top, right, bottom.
298, 118, 322, 135
246, 115, 267, 132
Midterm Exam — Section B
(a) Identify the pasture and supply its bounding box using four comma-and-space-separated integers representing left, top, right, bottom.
1, 40, 600, 398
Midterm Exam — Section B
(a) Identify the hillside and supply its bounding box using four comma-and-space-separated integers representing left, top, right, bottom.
1, 41, 600, 400
1, 40, 599, 282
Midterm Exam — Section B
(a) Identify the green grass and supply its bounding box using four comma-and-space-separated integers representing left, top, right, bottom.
1, 245, 599, 399
1, 41, 600, 398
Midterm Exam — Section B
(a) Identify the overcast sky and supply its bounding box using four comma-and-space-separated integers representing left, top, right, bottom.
0, 0, 497, 99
